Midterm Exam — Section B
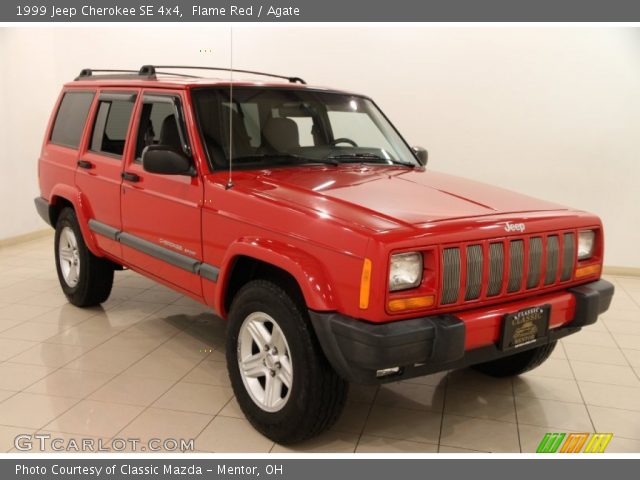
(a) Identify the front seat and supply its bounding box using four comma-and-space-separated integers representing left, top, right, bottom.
202, 105, 254, 161
262, 117, 300, 153
159, 114, 182, 150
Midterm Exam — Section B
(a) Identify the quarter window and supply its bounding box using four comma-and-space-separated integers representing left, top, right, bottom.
50, 91, 95, 149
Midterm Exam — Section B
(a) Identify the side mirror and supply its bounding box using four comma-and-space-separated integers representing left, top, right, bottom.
411, 146, 428, 167
142, 145, 194, 176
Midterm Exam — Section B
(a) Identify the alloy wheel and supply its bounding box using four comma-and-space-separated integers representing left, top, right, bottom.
58, 226, 80, 287
237, 311, 293, 412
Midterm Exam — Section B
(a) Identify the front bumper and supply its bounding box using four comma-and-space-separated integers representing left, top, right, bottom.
310, 279, 614, 384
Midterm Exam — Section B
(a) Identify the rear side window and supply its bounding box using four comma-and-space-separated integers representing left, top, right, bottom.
50, 91, 95, 149
90, 95, 136, 158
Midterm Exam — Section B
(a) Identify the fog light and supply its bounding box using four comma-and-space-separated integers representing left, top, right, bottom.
376, 367, 401, 378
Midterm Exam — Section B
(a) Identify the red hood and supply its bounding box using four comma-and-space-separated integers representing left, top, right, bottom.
236, 166, 568, 232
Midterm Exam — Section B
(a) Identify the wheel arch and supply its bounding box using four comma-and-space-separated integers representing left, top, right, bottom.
217, 238, 337, 317
48, 185, 101, 256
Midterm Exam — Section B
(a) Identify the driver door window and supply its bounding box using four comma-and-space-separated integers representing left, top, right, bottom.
134, 100, 179, 161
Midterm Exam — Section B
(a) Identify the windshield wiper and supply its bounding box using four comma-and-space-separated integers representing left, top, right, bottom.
233, 153, 340, 167
326, 153, 414, 167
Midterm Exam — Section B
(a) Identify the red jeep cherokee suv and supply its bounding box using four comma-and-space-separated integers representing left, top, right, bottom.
35, 65, 614, 443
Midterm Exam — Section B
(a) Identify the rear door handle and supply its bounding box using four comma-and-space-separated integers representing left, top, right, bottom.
77, 159, 93, 169
121, 172, 141, 182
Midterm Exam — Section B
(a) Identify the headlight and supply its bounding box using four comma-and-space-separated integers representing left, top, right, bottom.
578, 230, 595, 260
389, 252, 423, 291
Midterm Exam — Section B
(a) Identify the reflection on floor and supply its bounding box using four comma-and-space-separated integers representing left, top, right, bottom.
0, 234, 639, 453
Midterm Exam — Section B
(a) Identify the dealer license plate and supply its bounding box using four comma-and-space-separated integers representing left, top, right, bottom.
499, 305, 550, 351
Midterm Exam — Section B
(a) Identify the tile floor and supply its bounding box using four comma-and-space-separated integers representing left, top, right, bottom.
1, 233, 640, 453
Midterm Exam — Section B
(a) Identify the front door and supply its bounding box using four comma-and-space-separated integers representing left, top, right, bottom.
120, 91, 204, 296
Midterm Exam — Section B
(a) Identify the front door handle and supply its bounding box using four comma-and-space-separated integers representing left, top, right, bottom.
77, 159, 93, 169
121, 172, 141, 182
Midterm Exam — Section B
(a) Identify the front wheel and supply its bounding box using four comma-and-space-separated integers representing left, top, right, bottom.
472, 341, 557, 377
54, 207, 114, 307
226, 279, 348, 444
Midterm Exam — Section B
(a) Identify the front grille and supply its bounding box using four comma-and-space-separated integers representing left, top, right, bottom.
465, 245, 483, 301
507, 240, 524, 293
487, 243, 504, 297
526, 237, 543, 289
440, 231, 577, 306
545, 235, 559, 285
441, 248, 461, 304
561, 233, 575, 281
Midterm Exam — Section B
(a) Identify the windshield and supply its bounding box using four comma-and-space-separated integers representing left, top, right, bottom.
191, 88, 419, 169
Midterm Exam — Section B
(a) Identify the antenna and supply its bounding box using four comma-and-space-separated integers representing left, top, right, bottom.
225, 27, 234, 190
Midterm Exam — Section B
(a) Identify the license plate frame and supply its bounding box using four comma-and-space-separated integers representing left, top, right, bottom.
499, 304, 551, 351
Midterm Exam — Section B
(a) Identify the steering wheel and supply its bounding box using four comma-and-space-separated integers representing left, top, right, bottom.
331, 137, 358, 147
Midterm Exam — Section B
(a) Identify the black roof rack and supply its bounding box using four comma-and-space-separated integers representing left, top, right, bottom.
141, 65, 306, 84
75, 68, 199, 81
76, 65, 306, 84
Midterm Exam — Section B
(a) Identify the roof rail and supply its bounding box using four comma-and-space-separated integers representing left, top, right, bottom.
75, 66, 306, 84
76, 68, 145, 80
75, 68, 200, 81
139, 65, 307, 84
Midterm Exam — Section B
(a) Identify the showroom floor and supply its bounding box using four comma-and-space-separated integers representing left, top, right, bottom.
0, 234, 639, 454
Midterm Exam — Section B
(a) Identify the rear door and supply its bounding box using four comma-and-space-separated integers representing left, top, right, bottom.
75, 90, 137, 258
120, 90, 204, 296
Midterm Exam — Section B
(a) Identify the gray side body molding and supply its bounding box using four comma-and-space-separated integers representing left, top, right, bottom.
88, 220, 219, 282
88, 219, 120, 241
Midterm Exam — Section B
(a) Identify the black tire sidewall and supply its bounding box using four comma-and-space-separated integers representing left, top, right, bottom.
226, 281, 324, 430
54, 208, 91, 300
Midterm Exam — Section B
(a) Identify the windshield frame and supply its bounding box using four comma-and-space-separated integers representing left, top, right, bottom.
189, 86, 422, 172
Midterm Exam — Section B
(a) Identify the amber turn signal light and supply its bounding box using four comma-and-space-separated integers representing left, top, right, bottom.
359, 258, 373, 309
388, 295, 435, 312
575, 264, 601, 279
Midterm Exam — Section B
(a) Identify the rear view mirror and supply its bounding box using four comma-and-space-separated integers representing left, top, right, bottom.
412, 146, 428, 167
142, 145, 194, 176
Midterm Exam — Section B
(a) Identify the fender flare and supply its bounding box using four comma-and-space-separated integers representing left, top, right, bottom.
48, 184, 102, 256
216, 237, 337, 315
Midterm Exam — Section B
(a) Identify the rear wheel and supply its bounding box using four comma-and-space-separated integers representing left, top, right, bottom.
54, 208, 114, 307
472, 341, 557, 377
226, 279, 348, 444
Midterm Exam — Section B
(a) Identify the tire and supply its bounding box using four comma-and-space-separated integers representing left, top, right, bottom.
54, 207, 114, 307
226, 279, 348, 444
472, 341, 557, 377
